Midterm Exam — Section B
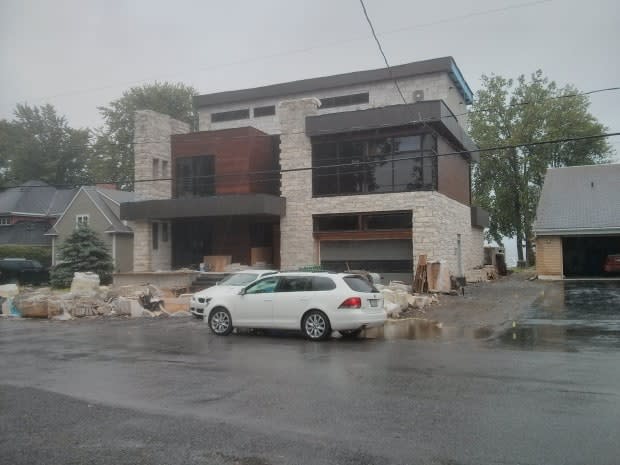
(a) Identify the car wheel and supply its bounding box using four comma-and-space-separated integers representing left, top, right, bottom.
302, 310, 331, 341
340, 328, 363, 339
208, 308, 233, 336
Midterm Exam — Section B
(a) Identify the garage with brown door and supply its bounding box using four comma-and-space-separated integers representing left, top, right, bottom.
313, 211, 414, 283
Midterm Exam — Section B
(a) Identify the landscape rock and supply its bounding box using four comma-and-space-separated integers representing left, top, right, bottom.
70, 272, 100, 296
129, 300, 146, 318
13, 294, 48, 318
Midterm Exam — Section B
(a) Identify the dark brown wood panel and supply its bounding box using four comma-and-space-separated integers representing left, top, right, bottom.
437, 138, 471, 205
171, 127, 278, 196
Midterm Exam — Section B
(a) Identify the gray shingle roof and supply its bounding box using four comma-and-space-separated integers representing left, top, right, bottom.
534, 164, 620, 235
0, 181, 77, 216
82, 187, 134, 234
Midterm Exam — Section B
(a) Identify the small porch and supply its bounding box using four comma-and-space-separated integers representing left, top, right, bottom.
120, 194, 285, 272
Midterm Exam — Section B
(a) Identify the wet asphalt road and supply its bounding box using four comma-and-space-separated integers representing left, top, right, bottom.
1, 281, 620, 465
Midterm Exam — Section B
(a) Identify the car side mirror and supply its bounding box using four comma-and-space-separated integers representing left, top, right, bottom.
239, 288, 246, 295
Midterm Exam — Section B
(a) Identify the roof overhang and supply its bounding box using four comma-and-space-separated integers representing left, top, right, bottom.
536, 228, 620, 236
120, 194, 286, 221
305, 100, 478, 159
194, 57, 473, 107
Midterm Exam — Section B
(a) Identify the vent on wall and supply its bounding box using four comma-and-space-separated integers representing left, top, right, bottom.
413, 90, 425, 102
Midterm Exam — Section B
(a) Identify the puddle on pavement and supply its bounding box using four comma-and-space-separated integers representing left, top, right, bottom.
496, 280, 620, 351
362, 319, 492, 341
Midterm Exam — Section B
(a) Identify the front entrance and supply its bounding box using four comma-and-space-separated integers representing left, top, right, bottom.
171, 218, 279, 269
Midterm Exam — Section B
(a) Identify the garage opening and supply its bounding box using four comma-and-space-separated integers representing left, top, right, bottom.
313, 211, 413, 283
562, 236, 620, 277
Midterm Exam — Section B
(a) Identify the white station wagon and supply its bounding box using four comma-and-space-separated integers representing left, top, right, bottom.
205, 272, 386, 340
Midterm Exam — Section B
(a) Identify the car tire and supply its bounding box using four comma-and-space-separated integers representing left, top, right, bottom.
340, 328, 363, 339
302, 310, 331, 341
208, 307, 233, 336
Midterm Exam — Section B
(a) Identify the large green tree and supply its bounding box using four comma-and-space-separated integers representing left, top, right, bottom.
469, 71, 611, 264
0, 104, 92, 186
93, 82, 197, 189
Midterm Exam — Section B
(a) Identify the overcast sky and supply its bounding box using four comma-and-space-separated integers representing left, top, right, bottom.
1, 0, 619, 156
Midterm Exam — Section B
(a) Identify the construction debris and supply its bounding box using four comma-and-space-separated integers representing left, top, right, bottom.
379, 280, 439, 319
7, 272, 190, 320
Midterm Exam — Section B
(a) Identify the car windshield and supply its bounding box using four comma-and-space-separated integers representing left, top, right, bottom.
219, 273, 259, 286
343, 275, 378, 293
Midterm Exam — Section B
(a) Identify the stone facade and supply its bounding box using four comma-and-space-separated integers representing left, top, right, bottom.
199, 72, 468, 134
134, 110, 189, 201
132, 110, 189, 271
277, 98, 484, 277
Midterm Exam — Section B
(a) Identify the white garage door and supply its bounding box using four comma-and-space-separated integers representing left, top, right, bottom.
320, 239, 413, 284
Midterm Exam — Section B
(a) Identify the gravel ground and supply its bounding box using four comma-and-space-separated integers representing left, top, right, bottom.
398, 271, 547, 335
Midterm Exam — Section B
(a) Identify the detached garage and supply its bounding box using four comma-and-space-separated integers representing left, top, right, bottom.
535, 164, 620, 279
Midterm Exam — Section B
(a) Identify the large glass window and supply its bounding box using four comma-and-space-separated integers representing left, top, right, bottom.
311, 134, 436, 197
175, 156, 215, 198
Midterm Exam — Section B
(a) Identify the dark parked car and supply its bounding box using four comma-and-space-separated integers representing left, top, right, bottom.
0, 258, 49, 285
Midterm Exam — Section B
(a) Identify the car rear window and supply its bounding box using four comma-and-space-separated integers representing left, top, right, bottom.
311, 276, 336, 291
343, 275, 377, 293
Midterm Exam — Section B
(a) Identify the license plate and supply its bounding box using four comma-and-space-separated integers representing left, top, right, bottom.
369, 299, 378, 307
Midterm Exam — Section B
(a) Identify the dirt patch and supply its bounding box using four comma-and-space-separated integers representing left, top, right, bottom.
399, 272, 547, 336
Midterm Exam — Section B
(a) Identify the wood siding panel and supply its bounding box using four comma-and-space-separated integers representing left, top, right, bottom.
536, 236, 563, 277
171, 127, 278, 196
437, 138, 470, 206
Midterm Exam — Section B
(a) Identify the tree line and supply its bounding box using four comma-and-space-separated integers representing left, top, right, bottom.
0, 82, 196, 190
0, 72, 614, 264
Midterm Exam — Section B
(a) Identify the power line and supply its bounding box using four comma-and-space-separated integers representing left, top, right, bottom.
3, 132, 618, 189
359, 0, 408, 106
0, 0, 552, 108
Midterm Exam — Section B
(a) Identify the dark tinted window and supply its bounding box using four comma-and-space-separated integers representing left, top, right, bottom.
314, 215, 358, 231
320, 93, 369, 109
211, 109, 250, 122
343, 275, 377, 293
175, 156, 215, 198
311, 133, 436, 196
365, 212, 412, 230
253, 105, 275, 117
152, 223, 158, 250
276, 276, 312, 292
311, 277, 336, 291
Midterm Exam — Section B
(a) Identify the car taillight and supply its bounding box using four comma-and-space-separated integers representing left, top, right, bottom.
339, 297, 362, 309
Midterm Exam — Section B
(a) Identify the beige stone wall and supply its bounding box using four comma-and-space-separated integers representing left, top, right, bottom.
134, 110, 189, 201
132, 110, 189, 271
536, 236, 563, 279
277, 97, 484, 276
199, 72, 468, 133
278, 98, 320, 269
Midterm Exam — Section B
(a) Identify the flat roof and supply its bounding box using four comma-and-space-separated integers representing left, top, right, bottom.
194, 57, 473, 108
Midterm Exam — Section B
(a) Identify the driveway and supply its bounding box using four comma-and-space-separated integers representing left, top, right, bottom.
499, 280, 620, 350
